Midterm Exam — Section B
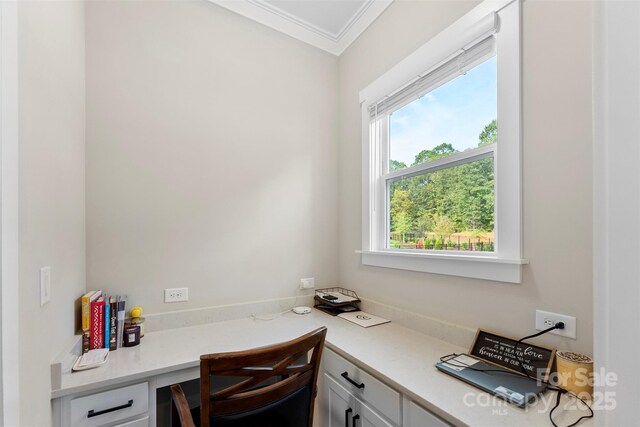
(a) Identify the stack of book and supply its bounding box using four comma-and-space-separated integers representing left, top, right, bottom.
80, 291, 127, 354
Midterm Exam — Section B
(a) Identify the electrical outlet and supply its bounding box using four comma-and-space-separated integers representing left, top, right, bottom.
164, 287, 188, 303
300, 277, 315, 289
40, 266, 51, 307
535, 310, 577, 339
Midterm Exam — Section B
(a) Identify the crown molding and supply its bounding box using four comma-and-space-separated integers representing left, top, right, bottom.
207, 0, 393, 56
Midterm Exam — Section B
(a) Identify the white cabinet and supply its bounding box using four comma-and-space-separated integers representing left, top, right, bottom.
59, 382, 150, 427
323, 349, 401, 425
320, 348, 451, 427
113, 416, 150, 427
325, 374, 393, 427
403, 400, 449, 427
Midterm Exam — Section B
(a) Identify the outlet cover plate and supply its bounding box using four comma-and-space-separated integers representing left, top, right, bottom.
165, 287, 188, 303
300, 277, 315, 289
535, 310, 577, 339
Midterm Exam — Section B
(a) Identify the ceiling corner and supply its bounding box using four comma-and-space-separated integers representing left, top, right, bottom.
207, 0, 393, 56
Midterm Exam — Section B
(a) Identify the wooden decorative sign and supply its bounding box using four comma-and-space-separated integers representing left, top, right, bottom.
469, 329, 556, 381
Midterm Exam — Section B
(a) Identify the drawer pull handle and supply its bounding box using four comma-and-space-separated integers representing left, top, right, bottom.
87, 399, 134, 418
352, 414, 360, 427
345, 408, 352, 427
341, 372, 365, 389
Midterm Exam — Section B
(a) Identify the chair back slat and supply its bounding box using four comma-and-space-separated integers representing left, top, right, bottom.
199, 326, 326, 427
213, 361, 311, 377
202, 332, 323, 370
211, 370, 313, 415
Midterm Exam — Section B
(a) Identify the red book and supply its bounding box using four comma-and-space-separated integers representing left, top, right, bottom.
90, 298, 105, 350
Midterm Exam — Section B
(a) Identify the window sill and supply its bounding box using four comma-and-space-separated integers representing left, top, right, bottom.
357, 250, 528, 283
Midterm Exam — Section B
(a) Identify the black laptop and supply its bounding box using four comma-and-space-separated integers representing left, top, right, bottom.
436, 354, 547, 407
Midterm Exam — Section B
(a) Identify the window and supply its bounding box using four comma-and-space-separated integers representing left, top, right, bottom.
387, 56, 497, 252
359, 0, 526, 283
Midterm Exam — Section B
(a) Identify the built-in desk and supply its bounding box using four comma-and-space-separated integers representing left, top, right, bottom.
52, 309, 594, 427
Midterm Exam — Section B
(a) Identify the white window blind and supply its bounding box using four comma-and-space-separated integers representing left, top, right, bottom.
368, 12, 500, 118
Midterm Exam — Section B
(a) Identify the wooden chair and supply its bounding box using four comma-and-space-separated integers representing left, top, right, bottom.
171, 383, 196, 427
170, 327, 327, 427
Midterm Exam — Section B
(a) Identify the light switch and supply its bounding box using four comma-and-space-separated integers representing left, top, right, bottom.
40, 266, 51, 307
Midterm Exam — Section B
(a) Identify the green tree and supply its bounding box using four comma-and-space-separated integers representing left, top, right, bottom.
478, 119, 497, 146
459, 157, 494, 231
390, 189, 413, 220
415, 213, 433, 236
387, 118, 497, 250
390, 159, 407, 171
412, 143, 458, 166
432, 214, 456, 240
393, 211, 413, 243
390, 189, 416, 238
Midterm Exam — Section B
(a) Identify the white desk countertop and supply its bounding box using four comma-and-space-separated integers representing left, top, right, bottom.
52, 309, 594, 427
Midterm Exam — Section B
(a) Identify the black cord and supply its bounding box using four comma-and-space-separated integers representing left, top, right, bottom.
513, 324, 558, 379
512, 324, 592, 426
439, 354, 593, 426
548, 387, 594, 427
512, 325, 591, 427
439, 324, 593, 427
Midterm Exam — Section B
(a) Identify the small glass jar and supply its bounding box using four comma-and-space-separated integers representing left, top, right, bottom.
130, 316, 145, 337
123, 325, 141, 347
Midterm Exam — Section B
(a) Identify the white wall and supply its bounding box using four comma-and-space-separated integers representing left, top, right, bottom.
18, 1, 86, 425
1, 1, 19, 425
593, 1, 640, 424
11, 0, 601, 424
86, 0, 339, 313
338, 0, 594, 354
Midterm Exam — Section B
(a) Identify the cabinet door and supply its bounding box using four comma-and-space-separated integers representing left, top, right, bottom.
404, 400, 450, 427
325, 372, 354, 427
324, 374, 394, 427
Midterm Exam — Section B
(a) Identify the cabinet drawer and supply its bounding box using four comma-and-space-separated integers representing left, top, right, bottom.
324, 348, 401, 425
113, 415, 149, 427
324, 374, 393, 427
69, 382, 148, 427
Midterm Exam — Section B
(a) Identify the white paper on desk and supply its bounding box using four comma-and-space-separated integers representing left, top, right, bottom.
447, 354, 481, 372
321, 291, 358, 303
338, 311, 390, 328
72, 348, 109, 371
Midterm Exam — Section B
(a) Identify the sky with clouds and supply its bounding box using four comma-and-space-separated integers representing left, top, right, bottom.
389, 57, 497, 167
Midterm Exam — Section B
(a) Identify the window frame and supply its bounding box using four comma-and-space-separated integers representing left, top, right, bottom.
359, 0, 527, 283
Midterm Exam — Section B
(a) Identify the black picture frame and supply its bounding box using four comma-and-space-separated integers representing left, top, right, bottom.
469, 329, 556, 381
